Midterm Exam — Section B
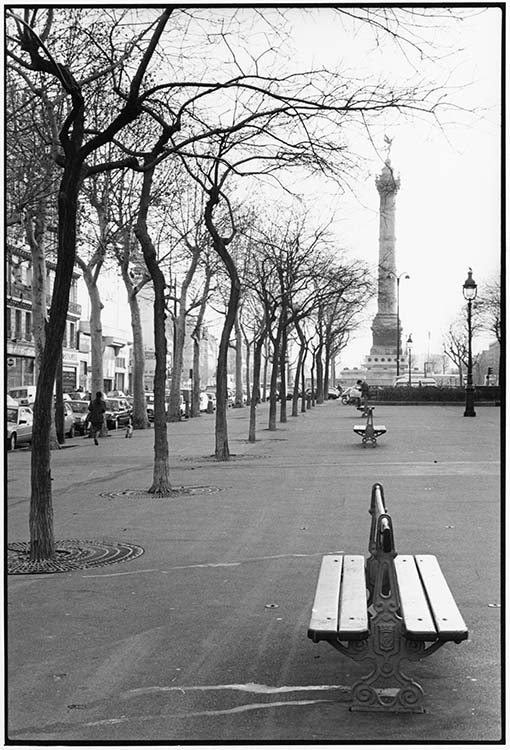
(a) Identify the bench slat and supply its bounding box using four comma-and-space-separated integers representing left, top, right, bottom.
415, 555, 468, 642
394, 555, 437, 640
338, 555, 369, 639
308, 555, 342, 642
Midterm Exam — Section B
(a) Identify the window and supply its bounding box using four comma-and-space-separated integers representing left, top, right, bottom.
69, 322, 75, 349
25, 312, 31, 340
15, 309, 22, 339
62, 324, 67, 348
7, 309, 12, 339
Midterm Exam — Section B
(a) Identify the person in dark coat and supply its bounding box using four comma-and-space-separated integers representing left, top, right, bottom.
360, 380, 369, 410
88, 391, 106, 446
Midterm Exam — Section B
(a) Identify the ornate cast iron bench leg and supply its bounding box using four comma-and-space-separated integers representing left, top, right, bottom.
330, 631, 446, 712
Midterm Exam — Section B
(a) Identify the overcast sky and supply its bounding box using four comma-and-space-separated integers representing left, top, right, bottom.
295, 6, 501, 367
92, 6, 501, 369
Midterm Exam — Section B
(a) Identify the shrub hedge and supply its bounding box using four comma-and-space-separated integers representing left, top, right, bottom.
370, 386, 500, 403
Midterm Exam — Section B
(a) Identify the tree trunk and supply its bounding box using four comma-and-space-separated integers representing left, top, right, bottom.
168, 245, 201, 421
128, 291, 150, 429
25, 205, 60, 451
192, 335, 201, 417
279, 324, 288, 423
323, 342, 331, 397
190, 270, 211, 418
88, 276, 104, 396
244, 338, 251, 406
310, 357, 316, 408
291, 343, 304, 418
55, 350, 65, 444
214, 274, 240, 458
135, 164, 171, 493
117, 239, 150, 430
30, 162, 82, 561
234, 312, 243, 408
79, 262, 108, 436
262, 340, 269, 401
202, 188, 240, 461
268, 334, 281, 431
25, 205, 46, 381
301, 356, 307, 413
248, 334, 264, 442
168, 303, 186, 422
316, 346, 324, 403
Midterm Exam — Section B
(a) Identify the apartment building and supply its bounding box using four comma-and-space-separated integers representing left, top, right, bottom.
6, 244, 82, 391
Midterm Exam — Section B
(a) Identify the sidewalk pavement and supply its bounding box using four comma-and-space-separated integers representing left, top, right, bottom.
6, 400, 502, 745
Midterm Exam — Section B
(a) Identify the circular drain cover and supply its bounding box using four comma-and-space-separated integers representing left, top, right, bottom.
7, 539, 144, 575
99, 486, 220, 499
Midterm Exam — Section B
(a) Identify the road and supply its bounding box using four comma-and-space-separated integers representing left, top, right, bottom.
6, 400, 502, 745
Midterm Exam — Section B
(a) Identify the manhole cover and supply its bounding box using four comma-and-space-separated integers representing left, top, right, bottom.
7, 539, 144, 575
99, 486, 221, 499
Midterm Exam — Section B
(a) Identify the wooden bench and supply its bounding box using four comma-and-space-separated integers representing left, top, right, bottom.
353, 406, 386, 447
307, 483, 468, 713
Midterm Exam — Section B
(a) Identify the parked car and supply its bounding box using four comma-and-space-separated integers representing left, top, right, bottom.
179, 394, 187, 418
68, 400, 90, 435
104, 398, 132, 429
145, 392, 170, 421
53, 399, 77, 438
199, 391, 216, 412
7, 405, 34, 450
66, 391, 88, 401
8, 385, 37, 405
62, 401, 76, 437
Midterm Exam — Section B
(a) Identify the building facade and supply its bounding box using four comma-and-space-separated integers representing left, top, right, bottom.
6, 245, 82, 390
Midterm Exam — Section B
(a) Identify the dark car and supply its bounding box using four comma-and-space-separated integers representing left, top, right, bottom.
104, 398, 132, 430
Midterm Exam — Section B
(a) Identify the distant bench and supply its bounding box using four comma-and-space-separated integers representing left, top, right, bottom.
307, 483, 468, 713
353, 407, 386, 447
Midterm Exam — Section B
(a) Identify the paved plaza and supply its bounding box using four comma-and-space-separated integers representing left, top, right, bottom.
6, 400, 502, 744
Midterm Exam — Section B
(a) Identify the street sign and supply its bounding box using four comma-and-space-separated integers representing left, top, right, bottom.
7, 357, 16, 368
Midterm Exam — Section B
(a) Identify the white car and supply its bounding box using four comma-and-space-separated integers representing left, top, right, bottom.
8, 385, 37, 405
7, 405, 34, 450
199, 391, 216, 412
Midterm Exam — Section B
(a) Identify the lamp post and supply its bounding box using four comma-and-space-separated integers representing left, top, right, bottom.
387, 271, 410, 377
463, 268, 477, 417
406, 334, 413, 385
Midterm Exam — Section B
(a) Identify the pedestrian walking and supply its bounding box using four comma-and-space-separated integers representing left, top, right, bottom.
358, 380, 369, 409
88, 391, 106, 446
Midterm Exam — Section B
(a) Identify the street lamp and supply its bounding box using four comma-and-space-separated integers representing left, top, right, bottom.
406, 334, 413, 385
387, 271, 410, 376
463, 268, 477, 417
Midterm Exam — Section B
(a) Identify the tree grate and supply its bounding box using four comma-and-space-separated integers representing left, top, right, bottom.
7, 539, 144, 575
99, 485, 221, 499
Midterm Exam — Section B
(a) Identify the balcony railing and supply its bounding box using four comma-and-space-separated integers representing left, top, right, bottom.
7, 283, 81, 317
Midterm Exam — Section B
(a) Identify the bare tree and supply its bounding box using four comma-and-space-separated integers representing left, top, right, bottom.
7, 7, 174, 559
443, 313, 481, 386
